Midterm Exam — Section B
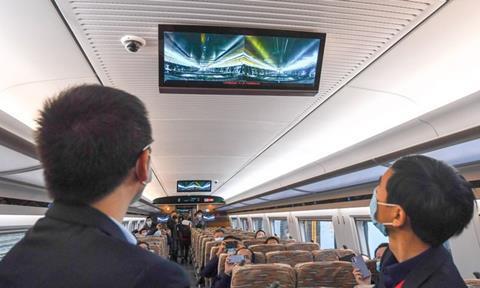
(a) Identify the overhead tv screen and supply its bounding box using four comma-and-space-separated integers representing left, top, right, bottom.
177, 180, 212, 192
159, 25, 326, 95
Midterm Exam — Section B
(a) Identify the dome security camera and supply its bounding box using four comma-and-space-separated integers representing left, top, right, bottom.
120, 35, 146, 53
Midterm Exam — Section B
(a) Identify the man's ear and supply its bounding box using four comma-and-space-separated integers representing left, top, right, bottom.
392, 206, 408, 228
135, 149, 150, 184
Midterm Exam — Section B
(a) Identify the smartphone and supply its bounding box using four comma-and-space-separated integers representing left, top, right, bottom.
227, 255, 245, 264
351, 255, 371, 279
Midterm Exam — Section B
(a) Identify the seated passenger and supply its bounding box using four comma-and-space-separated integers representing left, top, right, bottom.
265, 236, 280, 244
153, 223, 165, 236
355, 155, 475, 287
214, 228, 225, 241
141, 216, 157, 235
214, 247, 255, 288
200, 236, 242, 284
138, 241, 150, 251
255, 229, 266, 239
0, 85, 189, 287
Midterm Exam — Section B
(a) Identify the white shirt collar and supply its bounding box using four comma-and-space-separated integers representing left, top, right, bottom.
108, 216, 137, 245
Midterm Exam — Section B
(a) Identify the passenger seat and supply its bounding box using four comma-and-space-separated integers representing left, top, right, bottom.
285, 242, 320, 251
295, 261, 357, 288
231, 263, 296, 288
265, 250, 313, 267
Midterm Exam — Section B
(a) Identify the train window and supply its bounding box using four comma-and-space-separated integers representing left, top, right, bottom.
355, 220, 388, 258
130, 221, 138, 231
0, 231, 26, 260
270, 218, 289, 240
298, 219, 336, 249
240, 218, 250, 231
231, 217, 240, 229
252, 217, 263, 231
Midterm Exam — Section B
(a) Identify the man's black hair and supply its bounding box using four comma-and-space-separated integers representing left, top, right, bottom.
214, 228, 225, 234
374, 243, 389, 256
223, 235, 241, 242
36, 85, 152, 205
137, 241, 150, 249
254, 229, 266, 238
265, 236, 280, 244
387, 155, 475, 247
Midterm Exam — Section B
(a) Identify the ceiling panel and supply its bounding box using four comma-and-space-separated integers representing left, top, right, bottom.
151, 120, 287, 157
54, 0, 445, 196
0, 146, 39, 172
1, 169, 45, 187
261, 189, 309, 201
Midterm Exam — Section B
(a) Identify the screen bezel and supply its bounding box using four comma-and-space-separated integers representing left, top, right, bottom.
158, 25, 326, 95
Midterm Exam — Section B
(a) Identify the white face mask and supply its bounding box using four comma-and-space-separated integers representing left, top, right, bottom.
146, 220, 152, 226
197, 214, 203, 219
214, 237, 224, 242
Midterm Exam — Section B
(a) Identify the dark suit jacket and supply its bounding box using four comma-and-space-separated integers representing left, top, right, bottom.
376, 246, 466, 288
0, 202, 190, 288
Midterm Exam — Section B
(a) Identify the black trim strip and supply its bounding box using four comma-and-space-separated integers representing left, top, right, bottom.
50, 0, 103, 85
0, 196, 49, 208
0, 165, 42, 176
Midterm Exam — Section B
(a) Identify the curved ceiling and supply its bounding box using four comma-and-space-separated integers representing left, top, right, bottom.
54, 0, 446, 197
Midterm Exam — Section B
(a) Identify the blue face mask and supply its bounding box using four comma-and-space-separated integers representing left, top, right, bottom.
370, 188, 396, 236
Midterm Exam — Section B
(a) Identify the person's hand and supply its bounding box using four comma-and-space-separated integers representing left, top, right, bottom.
217, 244, 225, 256
353, 268, 371, 285
224, 258, 236, 275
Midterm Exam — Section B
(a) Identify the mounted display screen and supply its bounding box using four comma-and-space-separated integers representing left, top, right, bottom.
177, 180, 212, 192
159, 25, 326, 95
153, 196, 225, 205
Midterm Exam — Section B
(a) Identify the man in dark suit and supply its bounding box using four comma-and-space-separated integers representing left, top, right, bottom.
0, 85, 190, 288
354, 155, 475, 287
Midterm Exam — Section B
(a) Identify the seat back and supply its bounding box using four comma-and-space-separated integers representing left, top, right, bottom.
312, 249, 339, 261
266, 250, 313, 267
210, 246, 220, 260
466, 279, 480, 288
336, 249, 355, 259
285, 242, 320, 251
231, 263, 296, 288
200, 237, 214, 268
253, 252, 265, 264
204, 240, 221, 267
217, 253, 228, 276
295, 261, 357, 288
249, 244, 285, 254
242, 239, 265, 247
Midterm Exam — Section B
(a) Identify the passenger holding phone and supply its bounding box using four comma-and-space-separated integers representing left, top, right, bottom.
200, 236, 241, 287
214, 247, 255, 288
353, 243, 389, 286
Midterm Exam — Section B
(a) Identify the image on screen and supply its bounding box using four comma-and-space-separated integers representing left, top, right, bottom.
177, 180, 212, 192
163, 31, 321, 86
